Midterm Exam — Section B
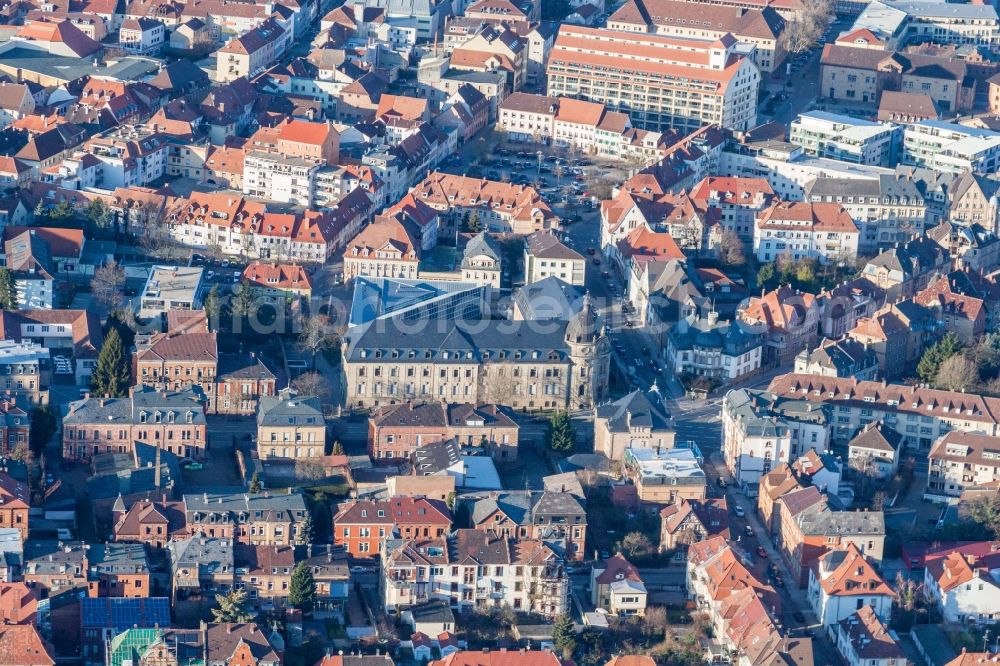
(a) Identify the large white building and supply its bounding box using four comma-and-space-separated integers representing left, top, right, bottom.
789, 111, 899, 167
243, 152, 321, 206
754, 201, 860, 264
901, 121, 1000, 174
851, 0, 1000, 52
722, 388, 830, 487
546, 26, 759, 133
925, 543, 1000, 625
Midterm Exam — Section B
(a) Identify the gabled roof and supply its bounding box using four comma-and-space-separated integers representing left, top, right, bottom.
815, 543, 892, 597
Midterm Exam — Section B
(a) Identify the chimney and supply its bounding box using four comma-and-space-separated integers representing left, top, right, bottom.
154, 446, 161, 489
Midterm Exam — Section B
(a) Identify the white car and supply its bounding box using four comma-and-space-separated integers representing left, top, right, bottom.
734, 505, 745, 517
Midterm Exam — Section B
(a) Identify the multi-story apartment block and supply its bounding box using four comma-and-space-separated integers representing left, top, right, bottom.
465, 490, 587, 560
665, 313, 765, 384
242, 152, 321, 206
215, 18, 289, 82
927, 431, 1000, 501
722, 388, 830, 486
380, 529, 569, 617
234, 544, 295, 606
924, 543, 1000, 626
333, 497, 452, 557
256, 388, 325, 460
607, 0, 787, 73
368, 402, 519, 461
86, 542, 151, 598
902, 121, 1000, 175
767, 373, 1000, 450
546, 26, 759, 133
524, 232, 585, 286
594, 388, 675, 462
134, 311, 217, 394
789, 112, 898, 166
624, 446, 706, 505
807, 544, 893, 629
461, 232, 503, 288
754, 201, 860, 264
85, 125, 168, 189
688, 176, 776, 247
342, 216, 420, 282
138, 266, 203, 322
343, 299, 610, 411
804, 174, 928, 251
852, 0, 1000, 52
183, 491, 309, 546
0, 340, 49, 405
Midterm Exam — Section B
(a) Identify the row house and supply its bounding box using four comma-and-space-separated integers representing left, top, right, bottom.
0, 340, 49, 406
333, 497, 452, 557
86, 542, 150, 598
167, 537, 234, 605
0, 399, 29, 457
465, 490, 587, 560
913, 274, 987, 344
103, 623, 281, 666
0, 472, 28, 539
379, 529, 569, 617
62, 385, 207, 462
805, 174, 928, 252
687, 537, 810, 665
721, 388, 830, 487
113, 498, 185, 549
24, 541, 89, 599
773, 483, 886, 587
794, 338, 880, 380
183, 491, 309, 547
860, 237, 948, 301
497, 93, 669, 162
598, 124, 729, 250
766, 372, 1000, 450
234, 544, 295, 607
847, 300, 938, 379
410, 171, 558, 237
369, 401, 519, 461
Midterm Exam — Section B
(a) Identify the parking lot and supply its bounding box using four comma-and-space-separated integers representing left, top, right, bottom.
190, 253, 246, 290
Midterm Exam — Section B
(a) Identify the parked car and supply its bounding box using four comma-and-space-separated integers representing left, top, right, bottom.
592, 257, 601, 265
734, 505, 745, 517
757, 546, 768, 558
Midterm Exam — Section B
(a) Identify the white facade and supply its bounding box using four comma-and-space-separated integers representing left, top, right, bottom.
14, 276, 52, 310
925, 567, 1000, 625
808, 571, 893, 628
243, 152, 320, 206
789, 111, 899, 166
902, 121, 1000, 174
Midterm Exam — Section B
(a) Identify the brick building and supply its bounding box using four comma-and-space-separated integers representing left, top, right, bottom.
333, 497, 452, 558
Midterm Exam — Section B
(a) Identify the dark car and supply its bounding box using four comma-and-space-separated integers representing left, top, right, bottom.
592, 257, 601, 265
587, 248, 597, 255
757, 546, 768, 558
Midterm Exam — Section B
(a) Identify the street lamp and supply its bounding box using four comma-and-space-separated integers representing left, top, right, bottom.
536, 150, 543, 175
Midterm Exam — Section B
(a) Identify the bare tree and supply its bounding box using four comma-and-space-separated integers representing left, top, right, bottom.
291, 372, 331, 402
718, 230, 746, 266
298, 314, 337, 371
481, 363, 517, 405
295, 459, 327, 481
779, 0, 833, 55
92, 260, 126, 311
936, 354, 977, 391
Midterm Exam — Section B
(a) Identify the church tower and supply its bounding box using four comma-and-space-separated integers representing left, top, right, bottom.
564, 293, 611, 410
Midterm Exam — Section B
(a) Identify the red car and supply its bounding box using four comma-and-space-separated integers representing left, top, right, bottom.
757, 546, 768, 558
